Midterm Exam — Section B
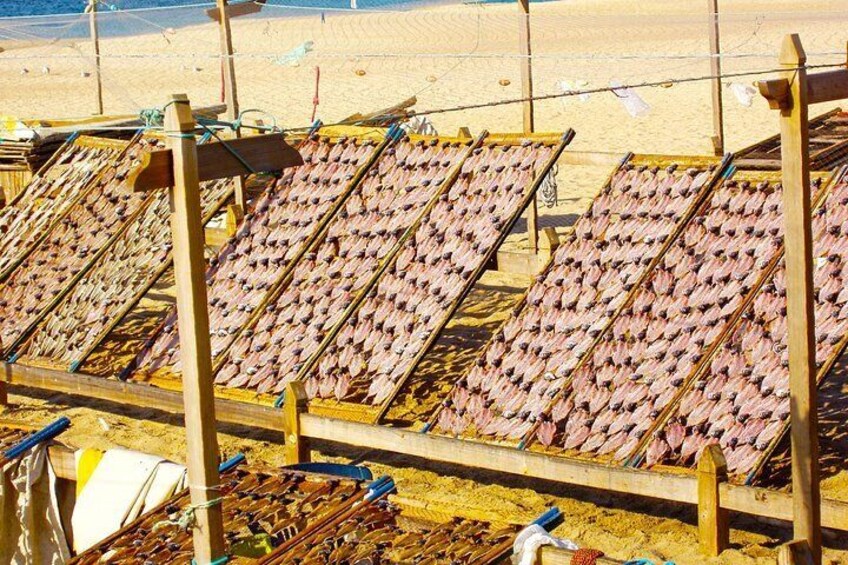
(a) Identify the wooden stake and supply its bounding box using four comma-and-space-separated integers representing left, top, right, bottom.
88, 0, 104, 115
216, 0, 247, 209
517, 0, 538, 254
778, 34, 822, 564
283, 382, 310, 465
778, 540, 816, 565
225, 203, 244, 237
707, 0, 724, 155
697, 444, 729, 556
164, 94, 226, 564
0, 379, 7, 407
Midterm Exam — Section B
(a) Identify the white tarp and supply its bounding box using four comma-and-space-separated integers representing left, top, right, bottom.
0, 445, 71, 565
71, 449, 187, 553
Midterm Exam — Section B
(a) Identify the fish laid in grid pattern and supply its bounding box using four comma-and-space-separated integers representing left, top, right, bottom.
648, 171, 848, 476
129, 135, 379, 381
434, 159, 718, 443
0, 138, 154, 354
0, 138, 124, 279
535, 173, 822, 462
304, 139, 556, 408
214, 137, 469, 395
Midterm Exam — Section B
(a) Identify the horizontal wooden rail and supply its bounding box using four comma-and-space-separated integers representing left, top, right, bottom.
4, 362, 848, 533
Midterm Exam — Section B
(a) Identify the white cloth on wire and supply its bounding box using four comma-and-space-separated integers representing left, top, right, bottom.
610, 80, 650, 118
275, 41, 315, 67
557, 80, 591, 106
512, 524, 579, 565
0, 444, 70, 564
401, 115, 438, 136
730, 82, 757, 107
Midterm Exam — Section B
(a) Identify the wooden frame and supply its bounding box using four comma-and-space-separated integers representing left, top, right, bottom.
3, 362, 848, 535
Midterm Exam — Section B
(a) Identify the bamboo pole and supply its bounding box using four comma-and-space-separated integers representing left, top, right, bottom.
216, 0, 247, 210
777, 35, 821, 564
88, 0, 104, 115
707, 0, 724, 155
163, 94, 227, 563
517, 0, 538, 254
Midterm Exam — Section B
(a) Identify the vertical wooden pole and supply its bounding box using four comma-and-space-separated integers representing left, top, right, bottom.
225, 203, 244, 237
707, 0, 724, 155
778, 34, 821, 565
0, 380, 7, 407
216, 0, 247, 210
164, 93, 226, 564
88, 0, 104, 115
697, 444, 729, 556
517, 0, 538, 254
283, 382, 310, 465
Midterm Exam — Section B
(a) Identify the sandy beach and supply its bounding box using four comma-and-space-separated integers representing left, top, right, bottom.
2, 0, 848, 562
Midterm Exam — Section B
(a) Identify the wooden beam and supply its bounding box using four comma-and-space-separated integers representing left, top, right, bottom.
517, 0, 538, 254
759, 70, 848, 111
283, 382, 310, 465
5, 362, 848, 533
214, 0, 247, 208
225, 203, 244, 237
205, 0, 266, 22
778, 540, 816, 565
128, 134, 303, 192
87, 0, 103, 115
707, 0, 724, 155
47, 444, 77, 481
697, 445, 729, 556
163, 94, 227, 564
774, 34, 822, 564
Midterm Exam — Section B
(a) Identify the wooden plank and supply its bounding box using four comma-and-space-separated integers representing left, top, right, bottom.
776, 35, 822, 563
5, 361, 848, 532
697, 445, 729, 556
129, 134, 303, 192
206, 0, 266, 23
807, 69, 848, 106
283, 382, 310, 465
47, 444, 77, 481
707, 0, 724, 155
162, 94, 226, 562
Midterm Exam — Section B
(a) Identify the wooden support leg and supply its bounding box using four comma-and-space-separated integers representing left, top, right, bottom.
284, 382, 310, 465
0, 379, 7, 407
698, 444, 729, 556
778, 540, 816, 565
225, 203, 244, 237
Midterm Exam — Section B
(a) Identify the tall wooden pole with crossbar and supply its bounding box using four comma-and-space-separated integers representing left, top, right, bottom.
128, 93, 302, 563
216, 0, 247, 209
758, 33, 848, 565
88, 0, 104, 115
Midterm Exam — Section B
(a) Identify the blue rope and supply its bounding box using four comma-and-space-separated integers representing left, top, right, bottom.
191, 557, 229, 565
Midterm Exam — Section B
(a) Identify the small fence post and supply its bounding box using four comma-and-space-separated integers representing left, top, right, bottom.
225, 203, 244, 237
697, 444, 729, 556
778, 540, 816, 565
0, 379, 7, 407
284, 381, 310, 465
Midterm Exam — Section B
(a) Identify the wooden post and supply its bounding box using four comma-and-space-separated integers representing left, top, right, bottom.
88, 0, 104, 115
697, 444, 729, 556
216, 0, 247, 209
707, 0, 724, 155
517, 0, 538, 254
777, 35, 821, 565
225, 203, 244, 237
778, 540, 816, 565
164, 94, 226, 564
283, 382, 310, 465
0, 380, 7, 407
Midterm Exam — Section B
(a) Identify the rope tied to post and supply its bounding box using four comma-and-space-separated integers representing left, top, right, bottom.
152, 484, 224, 533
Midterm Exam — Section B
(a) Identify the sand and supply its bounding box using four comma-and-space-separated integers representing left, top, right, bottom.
2, 0, 848, 562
